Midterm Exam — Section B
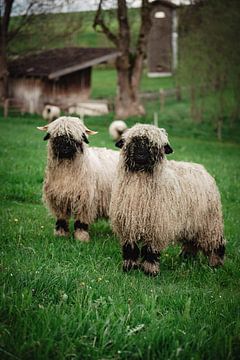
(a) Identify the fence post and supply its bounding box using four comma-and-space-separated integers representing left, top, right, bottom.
153, 112, 158, 127
159, 88, 165, 112
4, 98, 9, 118
176, 86, 182, 101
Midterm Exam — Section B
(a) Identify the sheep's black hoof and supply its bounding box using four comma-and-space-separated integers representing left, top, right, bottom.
208, 254, 225, 267
141, 261, 159, 277
122, 260, 139, 272
207, 244, 225, 267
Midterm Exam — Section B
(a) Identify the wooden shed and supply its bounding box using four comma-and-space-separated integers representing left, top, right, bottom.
7, 47, 120, 114
148, 0, 178, 77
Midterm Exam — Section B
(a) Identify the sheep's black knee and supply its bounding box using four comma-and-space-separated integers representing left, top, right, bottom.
122, 243, 140, 272
56, 219, 69, 232
141, 245, 160, 263
74, 221, 88, 231
123, 243, 139, 261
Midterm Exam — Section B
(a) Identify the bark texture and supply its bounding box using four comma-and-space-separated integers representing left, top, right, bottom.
94, 0, 153, 118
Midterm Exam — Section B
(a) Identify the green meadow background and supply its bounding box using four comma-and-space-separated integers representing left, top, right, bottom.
1, 7, 240, 359
1, 77, 240, 358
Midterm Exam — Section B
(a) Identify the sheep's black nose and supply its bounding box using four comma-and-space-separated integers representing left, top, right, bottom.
134, 150, 149, 164
52, 135, 80, 159
125, 135, 161, 173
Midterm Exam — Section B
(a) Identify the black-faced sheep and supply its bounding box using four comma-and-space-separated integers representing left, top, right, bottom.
38, 116, 119, 242
42, 105, 61, 123
109, 120, 128, 141
110, 124, 226, 276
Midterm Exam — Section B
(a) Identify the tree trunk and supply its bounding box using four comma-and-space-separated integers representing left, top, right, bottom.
0, 36, 9, 100
115, 55, 145, 118
0, 0, 14, 100
94, 0, 152, 119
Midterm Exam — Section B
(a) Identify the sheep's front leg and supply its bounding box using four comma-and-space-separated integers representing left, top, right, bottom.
141, 245, 160, 276
74, 220, 90, 242
122, 243, 140, 272
55, 218, 70, 237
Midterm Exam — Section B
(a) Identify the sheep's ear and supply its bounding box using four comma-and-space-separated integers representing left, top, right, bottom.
82, 133, 89, 144
115, 139, 125, 148
164, 144, 173, 154
43, 133, 51, 141
37, 125, 48, 131
85, 127, 98, 135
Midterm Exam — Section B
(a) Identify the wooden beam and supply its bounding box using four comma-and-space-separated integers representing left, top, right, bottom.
48, 52, 121, 79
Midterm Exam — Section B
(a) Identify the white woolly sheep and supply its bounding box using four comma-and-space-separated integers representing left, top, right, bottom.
109, 120, 128, 141
110, 124, 226, 276
42, 105, 61, 123
38, 116, 119, 242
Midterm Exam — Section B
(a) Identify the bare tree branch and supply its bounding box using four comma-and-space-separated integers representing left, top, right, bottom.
1, 0, 14, 36
93, 0, 119, 47
7, 2, 36, 42
117, 0, 130, 51
131, 0, 152, 90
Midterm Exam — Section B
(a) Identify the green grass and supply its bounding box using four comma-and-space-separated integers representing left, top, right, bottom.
0, 105, 240, 360
91, 68, 175, 99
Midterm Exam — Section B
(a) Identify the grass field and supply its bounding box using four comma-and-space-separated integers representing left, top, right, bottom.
0, 97, 240, 360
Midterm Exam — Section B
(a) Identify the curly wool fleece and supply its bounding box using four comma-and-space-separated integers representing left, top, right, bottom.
110, 124, 225, 266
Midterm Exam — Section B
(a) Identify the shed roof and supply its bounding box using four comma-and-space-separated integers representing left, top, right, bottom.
151, 0, 179, 9
9, 47, 121, 79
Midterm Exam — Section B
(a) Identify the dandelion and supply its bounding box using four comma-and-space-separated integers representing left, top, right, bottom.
14, 218, 18, 222
62, 293, 68, 301
40, 225, 44, 229
97, 277, 103, 282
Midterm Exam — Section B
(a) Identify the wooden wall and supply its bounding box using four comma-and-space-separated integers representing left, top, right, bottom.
8, 67, 92, 114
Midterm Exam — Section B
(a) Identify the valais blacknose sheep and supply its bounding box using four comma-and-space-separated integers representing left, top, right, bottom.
109, 120, 128, 141
110, 124, 225, 276
38, 116, 119, 242
42, 105, 61, 123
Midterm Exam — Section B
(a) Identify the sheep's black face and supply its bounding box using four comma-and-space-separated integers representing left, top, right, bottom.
51, 134, 82, 160
124, 136, 161, 173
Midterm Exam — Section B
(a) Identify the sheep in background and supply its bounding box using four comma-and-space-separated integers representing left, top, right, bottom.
42, 105, 61, 123
109, 120, 128, 141
110, 124, 225, 276
38, 116, 119, 242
